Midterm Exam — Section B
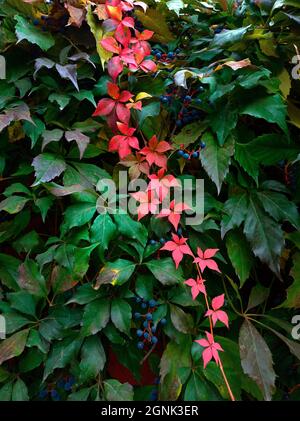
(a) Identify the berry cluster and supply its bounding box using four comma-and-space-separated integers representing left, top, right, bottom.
39, 375, 75, 401
177, 142, 206, 160
133, 297, 166, 350
152, 48, 181, 62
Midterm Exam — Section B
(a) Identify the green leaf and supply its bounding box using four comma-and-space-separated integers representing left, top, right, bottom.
239, 319, 276, 401
244, 134, 298, 165
114, 214, 148, 247
62, 202, 96, 233
170, 304, 193, 334
146, 258, 184, 285
95, 259, 136, 288
166, 0, 184, 15
43, 335, 82, 380
200, 132, 234, 194
111, 298, 132, 335
172, 122, 206, 147
0, 253, 20, 290
104, 379, 134, 401
79, 336, 106, 382
241, 94, 288, 134
210, 104, 238, 146
90, 213, 117, 254
184, 370, 220, 400
210, 26, 251, 48
137, 102, 160, 128
81, 298, 110, 336
12, 379, 29, 401
256, 191, 300, 230
0, 196, 29, 214
32, 153, 66, 185
246, 284, 269, 311
8, 291, 36, 317
23, 117, 45, 148
0, 382, 13, 401
159, 339, 191, 400
243, 195, 284, 276
15, 15, 55, 51
221, 192, 249, 238
0, 329, 29, 365
281, 253, 300, 308
226, 230, 254, 287
86, 5, 112, 68
234, 143, 259, 183
18, 259, 47, 297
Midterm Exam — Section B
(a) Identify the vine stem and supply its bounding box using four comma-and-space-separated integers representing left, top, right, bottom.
191, 250, 236, 401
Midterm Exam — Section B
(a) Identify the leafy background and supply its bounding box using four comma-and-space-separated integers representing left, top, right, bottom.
0, 0, 300, 401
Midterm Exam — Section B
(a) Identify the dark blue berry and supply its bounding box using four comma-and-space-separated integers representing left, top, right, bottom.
200, 142, 206, 149
134, 312, 141, 319
136, 296, 142, 303
143, 321, 149, 328
150, 239, 157, 245
151, 326, 157, 333
137, 342, 144, 350
51, 389, 59, 399
177, 149, 185, 157
159, 237, 166, 244
160, 318, 167, 325
150, 389, 158, 401
64, 382, 72, 391
33, 19, 39, 26
175, 48, 181, 54
195, 98, 202, 104
214, 27, 222, 34
151, 336, 158, 344
149, 299, 157, 308
137, 329, 143, 337
146, 313, 153, 321
167, 52, 175, 59
184, 95, 192, 102
160, 95, 169, 103
177, 227, 183, 236
39, 389, 48, 399
183, 152, 190, 160
144, 332, 149, 339
156, 52, 162, 59
192, 151, 199, 158
141, 302, 147, 309
176, 120, 183, 128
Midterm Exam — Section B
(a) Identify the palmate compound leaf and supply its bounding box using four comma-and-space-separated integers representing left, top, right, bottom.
239, 319, 276, 401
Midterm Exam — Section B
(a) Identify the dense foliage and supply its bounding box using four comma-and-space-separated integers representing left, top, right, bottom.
0, 0, 300, 402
